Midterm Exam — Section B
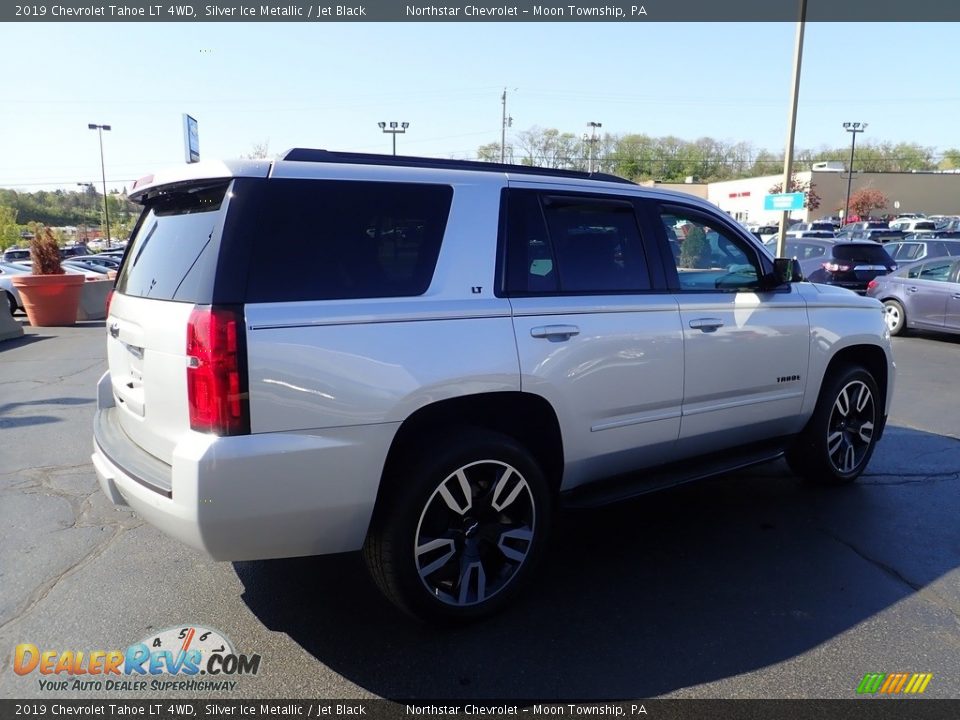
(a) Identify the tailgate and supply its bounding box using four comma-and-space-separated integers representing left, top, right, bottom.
107, 295, 197, 463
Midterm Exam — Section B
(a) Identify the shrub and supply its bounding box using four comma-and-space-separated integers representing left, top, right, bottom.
30, 226, 63, 275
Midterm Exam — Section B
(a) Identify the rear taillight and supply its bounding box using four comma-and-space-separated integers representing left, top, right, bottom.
105, 289, 114, 316
822, 262, 852, 273
186, 305, 249, 436
866, 280, 879, 291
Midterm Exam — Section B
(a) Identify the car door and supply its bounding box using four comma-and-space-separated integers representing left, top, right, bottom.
502, 187, 683, 490
649, 201, 811, 456
945, 261, 960, 331
906, 258, 955, 329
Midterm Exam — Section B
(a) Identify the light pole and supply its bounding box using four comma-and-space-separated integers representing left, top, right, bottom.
500, 88, 514, 163
843, 121, 867, 226
76, 182, 94, 243
88, 123, 111, 247
378, 121, 409, 156
585, 121, 602, 173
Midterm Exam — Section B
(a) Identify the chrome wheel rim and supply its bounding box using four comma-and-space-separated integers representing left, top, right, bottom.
826, 380, 876, 475
414, 459, 536, 607
883, 303, 901, 333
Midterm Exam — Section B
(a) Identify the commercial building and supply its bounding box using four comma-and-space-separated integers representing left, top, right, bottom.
705, 169, 960, 225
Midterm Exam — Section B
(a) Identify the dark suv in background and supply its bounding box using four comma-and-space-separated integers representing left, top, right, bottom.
802, 242, 897, 294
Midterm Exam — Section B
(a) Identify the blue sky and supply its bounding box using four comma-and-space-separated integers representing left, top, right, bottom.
2, 22, 956, 191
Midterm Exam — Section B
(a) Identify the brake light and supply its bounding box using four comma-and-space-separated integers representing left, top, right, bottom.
105, 289, 114, 316
186, 305, 249, 436
866, 280, 879, 291
822, 262, 852, 273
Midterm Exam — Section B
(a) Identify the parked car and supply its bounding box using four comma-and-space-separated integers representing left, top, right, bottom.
91, 150, 894, 622
867, 256, 960, 336
0, 261, 29, 314
889, 218, 935, 233
883, 239, 960, 263
2, 247, 30, 263
785, 222, 836, 238
802, 241, 897, 294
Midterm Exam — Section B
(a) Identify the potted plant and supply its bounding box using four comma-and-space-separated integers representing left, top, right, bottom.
11, 226, 85, 326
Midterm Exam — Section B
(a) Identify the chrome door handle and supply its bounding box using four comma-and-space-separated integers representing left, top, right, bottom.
688, 318, 724, 332
530, 324, 580, 340
907, 286, 919, 293
952, 294, 960, 300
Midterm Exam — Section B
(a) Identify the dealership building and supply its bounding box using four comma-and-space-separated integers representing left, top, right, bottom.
644, 168, 960, 225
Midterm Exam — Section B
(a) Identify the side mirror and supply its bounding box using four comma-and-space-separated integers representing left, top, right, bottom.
762, 258, 803, 289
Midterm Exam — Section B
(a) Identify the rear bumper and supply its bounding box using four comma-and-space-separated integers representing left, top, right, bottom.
92, 372, 397, 561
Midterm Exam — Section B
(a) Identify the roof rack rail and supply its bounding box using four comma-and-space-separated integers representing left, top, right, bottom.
280, 148, 635, 185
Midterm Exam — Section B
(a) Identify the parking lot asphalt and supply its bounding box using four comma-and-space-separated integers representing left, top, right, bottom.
0, 319, 958, 701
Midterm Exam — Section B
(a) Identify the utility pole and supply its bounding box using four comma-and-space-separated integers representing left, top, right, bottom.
843, 122, 868, 225
775, 0, 806, 259
500, 88, 513, 163
88, 123, 112, 248
585, 121, 602, 173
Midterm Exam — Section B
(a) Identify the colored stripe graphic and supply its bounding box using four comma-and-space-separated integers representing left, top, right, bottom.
857, 673, 885, 694
858, 672, 933, 694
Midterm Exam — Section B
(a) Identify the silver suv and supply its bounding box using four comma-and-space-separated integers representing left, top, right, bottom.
93, 150, 895, 621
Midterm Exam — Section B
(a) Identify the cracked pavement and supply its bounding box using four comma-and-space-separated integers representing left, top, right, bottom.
0, 320, 958, 700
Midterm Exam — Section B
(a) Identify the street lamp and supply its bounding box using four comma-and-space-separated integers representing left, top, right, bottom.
88, 123, 112, 247
378, 121, 409, 156
76, 182, 94, 243
585, 121, 602, 173
842, 122, 867, 226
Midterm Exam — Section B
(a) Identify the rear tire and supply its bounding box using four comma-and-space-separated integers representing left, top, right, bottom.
363, 428, 552, 623
4, 291, 15, 316
786, 365, 880, 485
882, 299, 906, 336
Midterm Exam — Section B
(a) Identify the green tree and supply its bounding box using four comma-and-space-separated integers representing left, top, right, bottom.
940, 148, 960, 170
0, 206, 21, 250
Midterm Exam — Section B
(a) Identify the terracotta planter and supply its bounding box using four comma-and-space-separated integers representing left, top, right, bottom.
11, 274, 86, 327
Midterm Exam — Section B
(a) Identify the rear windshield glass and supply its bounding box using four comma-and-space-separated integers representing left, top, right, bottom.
115, 182, 230, 302
834, 244, 894, 264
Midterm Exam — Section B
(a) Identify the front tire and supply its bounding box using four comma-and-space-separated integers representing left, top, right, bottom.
363, 429, 552, 622
786, 365, 880, 485
4, 291, 16, 316
882, 299, 907, 336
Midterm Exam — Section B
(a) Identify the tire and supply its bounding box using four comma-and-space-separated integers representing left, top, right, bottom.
882, 299, 907, 336
786, 365, 881, 485
363, 428, 552, 623
4, 291, 15, 316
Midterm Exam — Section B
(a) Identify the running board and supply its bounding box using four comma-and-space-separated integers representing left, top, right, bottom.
561, 442, 787, 509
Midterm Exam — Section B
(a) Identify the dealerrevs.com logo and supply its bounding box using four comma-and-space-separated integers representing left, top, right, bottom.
13, 625, 261, 692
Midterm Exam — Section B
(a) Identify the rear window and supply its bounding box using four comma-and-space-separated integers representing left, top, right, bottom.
115, 181, 231, 302
833, 244, 894, 264
243, 179, 452, 303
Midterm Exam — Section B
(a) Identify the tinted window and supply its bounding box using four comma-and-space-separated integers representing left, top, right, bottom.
244, 180, 452, 303
115, 182, 230, 302
833, 245, 894, 264
504, 191, 651, 295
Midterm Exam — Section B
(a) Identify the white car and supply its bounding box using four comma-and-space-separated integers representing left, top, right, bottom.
92, 150, 895, 621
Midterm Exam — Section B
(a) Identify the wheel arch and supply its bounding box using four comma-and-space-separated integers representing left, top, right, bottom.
822, 344, 890, 437
374, 391, 565, 511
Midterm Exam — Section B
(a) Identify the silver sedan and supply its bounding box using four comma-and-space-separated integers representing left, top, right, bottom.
867, 256, 960, 336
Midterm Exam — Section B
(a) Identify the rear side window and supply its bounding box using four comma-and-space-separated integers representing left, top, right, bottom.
833, 245, 894, 264
503, 190, 651, 295
244, 180, 452, 303
115, 182, 230, 302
